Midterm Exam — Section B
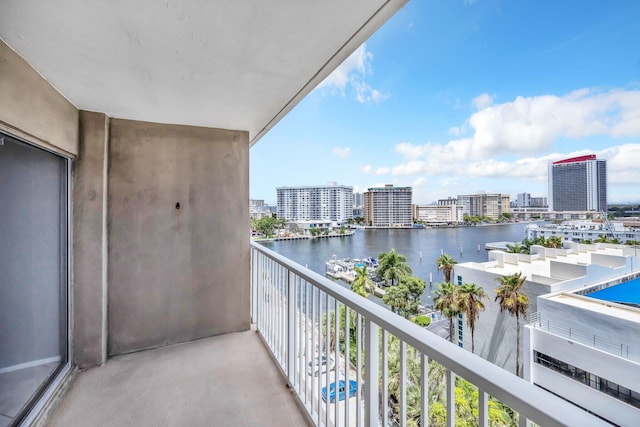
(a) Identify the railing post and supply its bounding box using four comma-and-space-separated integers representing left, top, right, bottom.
287, 270, 295, 384
420, 353, 429, 427
364, 318, 379, 427
478, 390, 488, 427
400, 340, 407, 427
446, 369, 455, 427
251, 247, 257, 323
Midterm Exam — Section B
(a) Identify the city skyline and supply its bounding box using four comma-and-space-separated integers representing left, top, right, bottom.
250, 1, 640, 205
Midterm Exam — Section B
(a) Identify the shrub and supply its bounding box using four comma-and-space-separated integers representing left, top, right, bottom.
412, 315, 431, 327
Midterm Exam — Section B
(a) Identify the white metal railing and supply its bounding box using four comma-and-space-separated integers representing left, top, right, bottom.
250, 242, 606, 427
527, 312, 633, 361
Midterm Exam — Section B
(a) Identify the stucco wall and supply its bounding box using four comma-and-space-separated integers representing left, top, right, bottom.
0, 40, 78, 156
454, 264, 550, 375
107, 119, 250, 355
529, 329, 640, 426
73, 111, 109, 367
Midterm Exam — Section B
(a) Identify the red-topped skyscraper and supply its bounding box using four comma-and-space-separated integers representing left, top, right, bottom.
548, 155, 607, 212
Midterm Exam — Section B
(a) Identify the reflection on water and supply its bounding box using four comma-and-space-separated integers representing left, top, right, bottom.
259, 223, 531, 306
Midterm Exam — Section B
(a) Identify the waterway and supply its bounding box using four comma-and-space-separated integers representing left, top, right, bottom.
259, 223, 533, 307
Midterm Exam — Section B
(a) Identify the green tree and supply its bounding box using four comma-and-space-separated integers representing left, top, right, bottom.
382, 275, 426, 318
495, 272, 529, 377
458, 283, 487, 353
382, 284, 408, 315
436, 253, 457, 283
377, 248, 412, 286
433, 282, 461, 343
352, 265, 372, 297
253, 216, 278, 238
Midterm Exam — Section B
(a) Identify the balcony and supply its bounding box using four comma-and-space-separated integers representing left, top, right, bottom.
45, 329, 310, 427
39, 242, 609, 427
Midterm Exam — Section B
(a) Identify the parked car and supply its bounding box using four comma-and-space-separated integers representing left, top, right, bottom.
321, 379, 358, 403
307, 354, 335, 377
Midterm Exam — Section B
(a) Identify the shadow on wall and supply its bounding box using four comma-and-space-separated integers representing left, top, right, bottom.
483, 310, 508, 367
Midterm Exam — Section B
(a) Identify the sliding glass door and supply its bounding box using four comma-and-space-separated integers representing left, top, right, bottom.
0, 132, 69, 426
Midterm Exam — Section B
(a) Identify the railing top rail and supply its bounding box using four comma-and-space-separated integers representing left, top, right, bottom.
527, 312, 635, 362
251, 241, 605, 426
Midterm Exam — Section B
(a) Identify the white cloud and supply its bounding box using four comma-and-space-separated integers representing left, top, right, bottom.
472, 93, 495, 110
316, 43, 388, 104
412, 177, 427, 188
332, 147, 351, 158
353, 81, 389, 104
359, 164, 390, 176
384, 89, 640, 171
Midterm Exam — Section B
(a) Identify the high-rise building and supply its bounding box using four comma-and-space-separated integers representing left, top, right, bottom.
276, 183, 353, 223
548, 155, 607, 212
363, 185, 412, 227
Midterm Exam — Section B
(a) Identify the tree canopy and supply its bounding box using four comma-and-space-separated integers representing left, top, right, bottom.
436, 253, 457, 283
378, 248, 412, 286
433, 282, 461, 343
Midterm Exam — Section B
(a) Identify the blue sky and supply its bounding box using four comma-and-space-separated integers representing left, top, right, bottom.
251, 0, 640, 205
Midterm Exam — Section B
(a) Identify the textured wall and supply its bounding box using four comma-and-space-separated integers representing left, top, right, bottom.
0, 40, 78, 156
107, 119, 249, 355
73, 111, 109, 367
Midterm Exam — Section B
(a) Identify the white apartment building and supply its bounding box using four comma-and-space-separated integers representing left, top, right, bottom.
413, 203, 462, 224
364, 185, 412, 227
526, 220, 640, 244
526, 286, 640, 426
454, 242, 640, 426
276, 183, 353, 224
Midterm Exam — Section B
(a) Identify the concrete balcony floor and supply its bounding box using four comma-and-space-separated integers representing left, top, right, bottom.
46, 329, 310, 427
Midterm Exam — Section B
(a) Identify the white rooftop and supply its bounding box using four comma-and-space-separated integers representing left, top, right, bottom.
548, 293, 640, 323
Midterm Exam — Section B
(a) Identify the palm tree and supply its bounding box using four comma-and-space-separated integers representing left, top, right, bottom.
458, 283, 487, 353
505, 242, 525, 254
436, 253, 457, 283
433, 282, 461, 343
377, 248, 412, 286
351, 265, 372, 297
544, 235, 563, 248
494, 272, 529, 377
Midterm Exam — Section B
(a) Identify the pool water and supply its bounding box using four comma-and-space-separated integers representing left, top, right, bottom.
587, 278, 640, 305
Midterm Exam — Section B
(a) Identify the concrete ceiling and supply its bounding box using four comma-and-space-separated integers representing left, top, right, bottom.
0, 0, 406, 145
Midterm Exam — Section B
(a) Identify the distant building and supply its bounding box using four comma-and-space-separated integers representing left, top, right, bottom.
250, 199, 265, 207
438, 197, 458, 206
413, 203, 462, 225
276, 183, 353, 224
517, 193, 531, 208
530, 197, 548, 208
457, 193, 510, 220
548, 155, 607, 212
511, 209, 603, 221
353, 192, 363, 208
526, 220, 640, 244
364, 185, 412, 227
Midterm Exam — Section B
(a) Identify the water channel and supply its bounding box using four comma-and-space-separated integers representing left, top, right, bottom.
259, 223, 534, 307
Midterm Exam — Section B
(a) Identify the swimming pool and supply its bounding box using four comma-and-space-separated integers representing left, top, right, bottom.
587, 277, 640, 306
